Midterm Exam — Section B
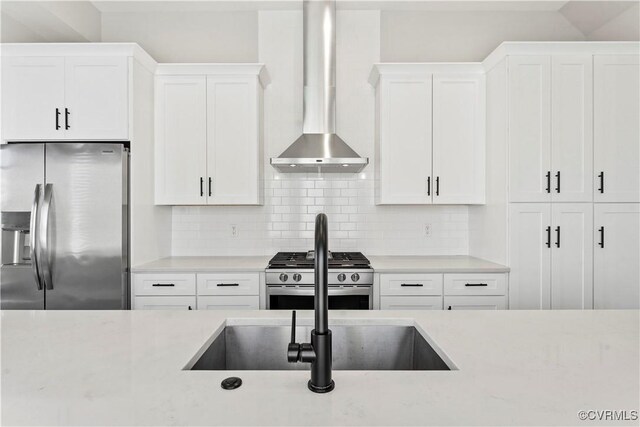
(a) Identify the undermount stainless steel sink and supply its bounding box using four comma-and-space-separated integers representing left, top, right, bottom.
186, 323, 454, 371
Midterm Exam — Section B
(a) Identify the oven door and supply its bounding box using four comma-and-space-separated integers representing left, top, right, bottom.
267, 286, 372, 310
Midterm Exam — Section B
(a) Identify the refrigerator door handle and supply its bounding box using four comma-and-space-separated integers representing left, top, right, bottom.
38, 184, 54, 290
30, 184, 43, 290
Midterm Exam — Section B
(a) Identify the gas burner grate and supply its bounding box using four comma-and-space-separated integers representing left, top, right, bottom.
268, 252, 371, 269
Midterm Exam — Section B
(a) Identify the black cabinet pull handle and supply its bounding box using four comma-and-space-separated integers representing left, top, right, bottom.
435, 176, 440, 196
545, 171, 551, 193
427, 177, 431, 196
209, 177, 212, 197
64, 108, 70, 129
598, 226, 605, 248
217, 283, 239, 287
55, 108, 61, 130
447, 306, 452, 310
598, 172, 604, 194
401, 283, 423, 287
200, 177, 204, 197
465, 283, 488, 287
546, 226, 551, 248
188, 305, 192, 310
152, 283, 175, 287
555, 226, 561, 248
555, 171, 561, 193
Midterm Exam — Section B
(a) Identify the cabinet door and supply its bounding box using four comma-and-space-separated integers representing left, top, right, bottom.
444, 296, 506, 310
594, 204, 639, 309
508, 56, 551, 202
594, 56, 640, 202
133, 296, 196, 310
1, 56, 65, 141
551, 56, 593, 202
509, 203, 551, 309
64, 57, 128, 140
550, 204, 593, 309
432, 74, 485, 204
380, 296, 442, 310
378, 76, 432, 204
206, 76, 261, 205
154, 76, 207, 205
197, 295, 259, 310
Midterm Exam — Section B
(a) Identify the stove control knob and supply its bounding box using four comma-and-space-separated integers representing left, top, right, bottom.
337, 273, 346, 282
293, 273, 302, 282
351, 273, 360, 282
279, 273, 289, 282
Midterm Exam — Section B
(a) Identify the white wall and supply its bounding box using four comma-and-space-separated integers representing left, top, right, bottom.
380, 10, 586, 62
171, 10, 469, 256
0, 13, 46, 42
588, 3, 640, 41
101, 11, 258, 63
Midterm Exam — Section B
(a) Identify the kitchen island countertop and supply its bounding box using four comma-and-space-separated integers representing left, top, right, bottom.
1, 309, 637, 426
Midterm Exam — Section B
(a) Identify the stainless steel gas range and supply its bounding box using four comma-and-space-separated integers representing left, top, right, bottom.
265, 251, 374, 310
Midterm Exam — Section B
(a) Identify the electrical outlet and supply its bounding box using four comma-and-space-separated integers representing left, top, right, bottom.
231, 225, 238, 237
424, 224, 432, 237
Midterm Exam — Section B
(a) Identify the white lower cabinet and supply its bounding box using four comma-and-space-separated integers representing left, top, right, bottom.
379, 272, 508, 310
197, 273, 259, 296
445, 296, 507, 310
134, 296, 196, 310
197, 295, 259, 310
380, 296, 442, 310
594, 204, 640, 309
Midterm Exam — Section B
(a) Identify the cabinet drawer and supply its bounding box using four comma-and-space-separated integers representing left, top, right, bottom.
197, 273, 260, 295
134, 274, 196, 296
444, 296, 507, 310
380, 296, 443, 310
134, 296, 196, 310
444, 273, 507, 296
380, 274, 443, 296
197, 295, 259, 310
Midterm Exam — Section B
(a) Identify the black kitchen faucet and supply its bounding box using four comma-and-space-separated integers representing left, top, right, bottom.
287, 213, 335, 393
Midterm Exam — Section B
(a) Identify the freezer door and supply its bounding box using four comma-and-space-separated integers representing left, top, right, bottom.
44, 143, 128, 309
0, 143, 45, 309
0, 143, 45, 211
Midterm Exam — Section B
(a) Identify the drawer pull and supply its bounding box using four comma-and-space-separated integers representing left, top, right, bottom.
465, 283, 488, 287
217, 283, 240, 287
152, 283, 175, 287
401, 283, 423, 287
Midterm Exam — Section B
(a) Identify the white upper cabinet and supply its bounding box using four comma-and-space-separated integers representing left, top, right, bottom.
1, 56, 65, 141
508, 56, 552, 202
155, 76, 207, 205
154, 65, 267, 205
207, 76, 262, 205
376, 75, 433, 204
432, 74, 485, 204
594, 204, 639, 309
594, 55, 640, 203
1, 55, 129, 141
551, 55, 593, 203
371, 65, 485, 205
64, 57, 129, 140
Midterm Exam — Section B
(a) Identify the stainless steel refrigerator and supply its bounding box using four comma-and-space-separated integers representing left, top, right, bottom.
0, 143, 128, 309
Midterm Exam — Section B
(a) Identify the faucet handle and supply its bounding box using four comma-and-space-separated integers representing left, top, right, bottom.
288, 310, 301, 362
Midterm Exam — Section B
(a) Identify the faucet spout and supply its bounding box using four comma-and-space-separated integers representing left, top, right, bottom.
286, 213, 334, 393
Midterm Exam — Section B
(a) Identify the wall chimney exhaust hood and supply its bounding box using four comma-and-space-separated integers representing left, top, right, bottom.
270, 0, 368, 173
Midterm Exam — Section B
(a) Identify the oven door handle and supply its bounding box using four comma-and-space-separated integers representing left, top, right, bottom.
267, 287, 372, 296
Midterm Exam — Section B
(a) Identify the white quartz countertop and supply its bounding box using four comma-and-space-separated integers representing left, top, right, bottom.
2, 310, 637, 426
132, 256, 271, 272
367, 255, 509, 273
132, 255, 509, 273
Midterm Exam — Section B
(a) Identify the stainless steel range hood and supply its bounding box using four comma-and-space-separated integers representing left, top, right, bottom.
270, 0, 368, 173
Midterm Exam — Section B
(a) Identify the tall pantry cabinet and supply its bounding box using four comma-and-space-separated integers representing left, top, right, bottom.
495, 44, 639, 310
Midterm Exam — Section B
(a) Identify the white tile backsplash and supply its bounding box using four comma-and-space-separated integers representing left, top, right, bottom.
171, 173, 469, 256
